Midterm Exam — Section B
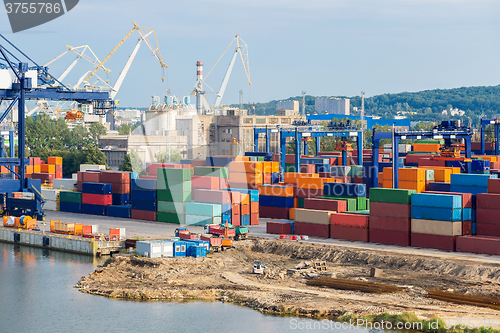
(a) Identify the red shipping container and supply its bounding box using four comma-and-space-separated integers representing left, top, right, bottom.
230, 191, 241, 204
331, 213, 369, 229
263, 173, 272, 184
219, 177, 229, 190
456, 235, 500, 255
109, 228, 120, 240
100, 171, 130, 184
111, 182, 130, 194
294, 221, 329, 238
487, 178, 500, 194
241, 204, 250, 216
131, 209, 157, 221
259, 206, 289, 219
77, 182, 82, 192
82, 225, 93, 235
82, 193, 112, 205
77, 171, 84, 182
55, 172, 63, 179
411, 233, 456, 251
423, 191, 472, 208
192, 176, 219, 189
300, 164, 316, 173
476, 208, 500, 224
228, 182, 258, 190
250, 201, 259, 214
232, 203, 240, 215
193, 189, 230, 204
352, 176, 364, 184
296, 188, 323, 198
369, 229, 410, 246
462, 220, 472, 235
140, 175, 157, 180
370, 202, 411, 218
267, 221, 292, 234
318, 172, 332, 178
29, 157, 41, 166
82, 172, 100, 183
55, 164, 63, 173
477, 193, 500, 209
304, 198, 346, 213
31, 173, 54, 184
250, 213, 259, 225
476, 223, 500, 237
330, 225, 369, 242
369, 216, 411, 232
231, 214, 240, 226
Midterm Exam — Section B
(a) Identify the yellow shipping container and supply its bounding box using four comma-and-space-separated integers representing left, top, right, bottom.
400, 180, 425, 193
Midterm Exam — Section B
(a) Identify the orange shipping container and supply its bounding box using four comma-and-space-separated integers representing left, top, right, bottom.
228, 172, 263, 185
48, 156, 63, 165
399, 180, 425, 193
230, 191, 241, 204
271, 162, 279, 173
241, 204, 250, 216
229, 161, 263, 173
289, 208, 295, 220
297, 177, 339, 189
258, 185, 294, 197
240, 193, 250, 205
250, 201, 259, 214
74, 223, 84, 235
413, 143, 441, 153
25, 165, 33, 174
263, 173, 272, 184
283, 172, 318, 184
41, 164, 56, 173
33, 165, 41, 173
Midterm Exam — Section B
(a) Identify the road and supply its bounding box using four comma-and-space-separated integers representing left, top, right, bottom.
43, 211, 500, 265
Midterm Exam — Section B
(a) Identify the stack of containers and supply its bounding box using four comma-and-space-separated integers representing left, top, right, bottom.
48, 156, 63, 179
230, 188, 259, 225
41, 188, 60, 211
422, 191, 473, 235
193, 189, 231, 224
185, 202, 222, 226
77, 171, 100, 191
259, 185, 295, 219
322, 183, 367, 211
382, 168, 426, 193
476, 178, 500, 237
131, 178, 157, 221
296, 177, 339, 199
228, 161, 263, 189
369, 188, 415, 246
330, 212, 369, 242
59, 191, 82, 213
411, 193, 466, 251
81, 183, 112, 216
101, 171, 131, 218
157, 168, 191, 224
194, 166, 229, 191
294, 208, 333, 238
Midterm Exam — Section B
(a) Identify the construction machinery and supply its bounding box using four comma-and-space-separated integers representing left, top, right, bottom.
253, 260, 266, 274
204, 223, 248, 241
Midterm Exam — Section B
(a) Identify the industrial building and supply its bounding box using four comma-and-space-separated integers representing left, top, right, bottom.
315, 97, 350, 115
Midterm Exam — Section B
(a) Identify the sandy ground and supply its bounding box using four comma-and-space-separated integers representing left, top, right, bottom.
76, 237, 500, 323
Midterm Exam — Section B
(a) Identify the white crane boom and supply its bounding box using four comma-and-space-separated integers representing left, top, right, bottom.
214, 48, 238, 109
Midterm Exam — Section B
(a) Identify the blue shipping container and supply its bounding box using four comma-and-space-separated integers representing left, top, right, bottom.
59, 201, 81, 213
112, 193, 130, 205
259, 195, 294, 208
411, 193, 462, 209
131, 189, 157, 202
271, 173, 280, 184
131, 199, 157, 212
411, 206, 462, 221
82, 182, 112, 195
173, 241, 187, 257
222, 214, 231, 224
428, 182, 452, 192
324, 183, 366, 198
450, 185, 488, 196
241, 215, 250, 226
131, 179, 157, 191
82, 203, 106, 216
472, 222, 477, 235
315, 164, 331, 173
106, 205, 131, 218
450, 174, 496, 187
221, 203, 232, 214
463, 207, 472, 221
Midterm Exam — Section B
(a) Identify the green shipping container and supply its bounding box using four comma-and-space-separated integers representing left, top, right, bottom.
349, 210, 370, 215
193, 166, 229, 178
60, 191, 82, 203
369, 188, 416, 204
320, 195, 365, 211
257, 157, 265, 161
157, 190, 192, 202
366, 198, 370, 210
298, 197, 304, 208
285, 164, 296, 173
157, 201, 186, 214
157, 168, 191, 181
157, 180, 191, 191
157, 212, 186, 224
185, 202, 221, 217
186, 215, 222, 226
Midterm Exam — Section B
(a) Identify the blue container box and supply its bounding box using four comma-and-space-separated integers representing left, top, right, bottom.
271, 173, 280, 184
324, 183, 366, 198
229, 188, 259, 202
241, 215, 250, 226
131, 199, 157, 212
59, 201, 81, 213
131, 179, 157, 191
450, 174, 496, 187
428, 182, 451, 192
259, 195, 294, 208
206, 156, 234, 167
315, 164, 331, 173
472, 222, 477, 235
450, 185, 488, 196
185, 239, 210, 252
82, 182, 112, 195
472, 160, 490, 171
463, 207, 472, 221
221, 203, 232, 214
222, 214, 231, 224
472, 209, 476, 222
112, 193, 130, 206
173, 241, 187, 257
106, 205, 131, 218
411, 193, 462, 209
131, 189, 157, 202
82, 203, 106, 216
411, 206, 462, 221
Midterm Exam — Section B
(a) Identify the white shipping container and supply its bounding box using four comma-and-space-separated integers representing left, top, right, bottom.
119, 228, 126, 238
91, 225, 99, 234
53, 179, 77, 190
43, 200, 58, 211
79, 164, 106, 172
41, 189, 60, 201
72, 173, 78, 180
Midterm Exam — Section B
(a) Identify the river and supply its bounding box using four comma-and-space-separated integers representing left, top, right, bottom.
0, 243, 375, 333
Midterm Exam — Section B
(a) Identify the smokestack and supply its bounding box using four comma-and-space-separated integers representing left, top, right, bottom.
196, 61, 203, 115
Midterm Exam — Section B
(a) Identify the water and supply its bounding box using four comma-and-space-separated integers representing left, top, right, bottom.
0, 243, 373, 333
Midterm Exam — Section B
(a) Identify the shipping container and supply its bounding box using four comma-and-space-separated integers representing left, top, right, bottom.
131, 209, 157, 221
369, 229, 410, 246
294, 221, 329, 238
330, 225, 369, 242
81, 182, 112, 195
456, 235, 500, 255
411, 233, 456, 251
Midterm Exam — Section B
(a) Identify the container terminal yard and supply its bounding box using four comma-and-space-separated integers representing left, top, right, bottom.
2, 31, 500, 327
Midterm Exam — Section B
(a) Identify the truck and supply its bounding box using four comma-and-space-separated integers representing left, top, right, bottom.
204, 223, 248, 240
203, 223, 234, 249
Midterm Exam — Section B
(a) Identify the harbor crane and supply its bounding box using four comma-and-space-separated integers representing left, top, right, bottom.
194, 35, 251, 114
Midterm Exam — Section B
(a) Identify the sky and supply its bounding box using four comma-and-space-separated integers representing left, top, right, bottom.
1, 0, 499, 108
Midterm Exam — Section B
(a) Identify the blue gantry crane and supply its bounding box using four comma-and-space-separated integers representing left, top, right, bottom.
0, 34, 113, 220
480, 118, 500, 155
